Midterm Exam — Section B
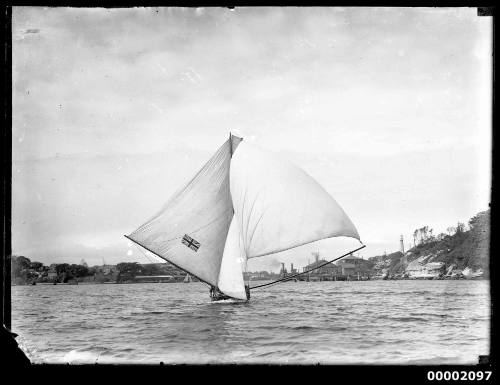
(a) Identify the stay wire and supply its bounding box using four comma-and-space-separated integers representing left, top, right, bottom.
135, 244, 161, 264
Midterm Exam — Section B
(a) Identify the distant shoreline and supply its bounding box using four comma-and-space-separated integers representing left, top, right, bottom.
12, 277, 488, 287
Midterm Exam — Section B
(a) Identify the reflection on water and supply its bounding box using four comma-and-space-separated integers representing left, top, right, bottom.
12, 280, 489, 364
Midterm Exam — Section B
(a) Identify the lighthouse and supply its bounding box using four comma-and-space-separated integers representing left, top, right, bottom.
400, 235, 408, 267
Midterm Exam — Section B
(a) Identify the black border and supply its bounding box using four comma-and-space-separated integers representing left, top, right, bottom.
1, 5, 496, 379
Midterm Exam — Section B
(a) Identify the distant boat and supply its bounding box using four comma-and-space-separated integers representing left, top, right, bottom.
126, 134, 361, 302
183, 274, 192, 283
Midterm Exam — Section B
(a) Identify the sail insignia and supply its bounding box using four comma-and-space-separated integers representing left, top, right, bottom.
181, 234, 201, 252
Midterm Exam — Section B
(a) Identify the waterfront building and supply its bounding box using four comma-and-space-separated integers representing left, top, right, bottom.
280, 262, 288, 277
138, 262, 187, 280
337, 255, 373, 279
302, 259, 339, 280
94, 264, 118, 275
103, 265, 116, 275
134, 275, 175, 283
337, 255, 363, 266
47, 270, 58, 280
339, 262, 356, 277
244, 271, 279, 281
47, 265, 58, 280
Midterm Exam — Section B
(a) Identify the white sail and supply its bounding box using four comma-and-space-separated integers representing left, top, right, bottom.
217, 215, 247, 300
229, 141, 360, 259
127, 136, 242, 286
127, 134, 360, 300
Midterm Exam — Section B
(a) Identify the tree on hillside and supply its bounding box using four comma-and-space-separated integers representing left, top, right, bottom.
55, 263, 73, 282
468, 210, 489, 231
456, 222, 465, 234
116, 262, 142, 282
11, 256, 31, 278
55, 263, 70, 275
141, 264, 161, 276
446, 227, 456, 236
29, 261, 44, 271
69, 264, 89, 278
413, 226, 435, 245
11, 256, 34, 283
415, 228, 423, 245
422, 226, 429, 242
13, 256, 31, 268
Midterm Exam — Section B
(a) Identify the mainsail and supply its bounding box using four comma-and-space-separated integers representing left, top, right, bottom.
126, 135, 242, 286
127, 135, 360, 300
217, 140, 361, 300
229, 141, 360, 260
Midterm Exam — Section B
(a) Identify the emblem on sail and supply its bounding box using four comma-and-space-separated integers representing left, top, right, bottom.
126, 133, 361, 301
182, 234, 200, 252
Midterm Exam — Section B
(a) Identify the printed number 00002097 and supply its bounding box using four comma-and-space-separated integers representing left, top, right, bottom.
427, 371, 492, 381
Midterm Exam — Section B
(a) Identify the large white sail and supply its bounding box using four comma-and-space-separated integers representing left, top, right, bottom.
229, 141, 360, 259
127, 136, 242, 286
217, 215, 247, 300
127, 135, 359, 300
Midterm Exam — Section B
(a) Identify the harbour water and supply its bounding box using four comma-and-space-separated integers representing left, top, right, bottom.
12, 280, 490, 364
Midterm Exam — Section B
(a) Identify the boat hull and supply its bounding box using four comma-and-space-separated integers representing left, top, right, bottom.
210, 286, 250, 302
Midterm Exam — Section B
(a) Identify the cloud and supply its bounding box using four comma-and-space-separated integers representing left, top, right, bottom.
11, 7, 492, 269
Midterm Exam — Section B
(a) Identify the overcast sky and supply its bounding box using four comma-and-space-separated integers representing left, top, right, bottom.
12, 7, 492, 271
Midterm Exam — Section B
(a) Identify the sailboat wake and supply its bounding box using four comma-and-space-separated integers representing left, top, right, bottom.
208, 298, 249, 305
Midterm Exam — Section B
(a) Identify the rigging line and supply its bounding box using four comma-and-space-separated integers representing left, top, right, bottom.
135, 244, 160, 264
249, 244, 366, 290
244, 190, 262, 252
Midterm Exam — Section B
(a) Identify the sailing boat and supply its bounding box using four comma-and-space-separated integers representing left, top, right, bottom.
125, 134, 361, 301
183, 273, 192, 283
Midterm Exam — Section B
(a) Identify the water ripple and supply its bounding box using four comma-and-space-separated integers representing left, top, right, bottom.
11, 280, 490, 364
